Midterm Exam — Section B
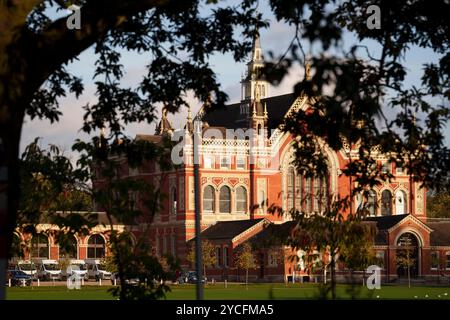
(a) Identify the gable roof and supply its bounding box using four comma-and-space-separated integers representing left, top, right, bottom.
363, 214, 410, 230
247, 221, 296, 247
199, 218, 265, 241
426, 221, 450, 246
201, 93, 297, 131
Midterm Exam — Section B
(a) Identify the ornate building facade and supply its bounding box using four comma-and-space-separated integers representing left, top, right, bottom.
15, 35, 449, 283
103, 34, 448, 282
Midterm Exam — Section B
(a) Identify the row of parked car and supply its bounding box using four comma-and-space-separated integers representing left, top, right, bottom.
7, 259, 112, 285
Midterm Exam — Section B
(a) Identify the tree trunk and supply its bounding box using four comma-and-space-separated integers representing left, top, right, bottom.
204, 265, 206, 284
0, 106, 24, 300
330, 253, 336, 299
245, 268, 248, 289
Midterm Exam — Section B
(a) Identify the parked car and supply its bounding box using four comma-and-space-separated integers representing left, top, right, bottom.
178, 271, 206, 284
86, 259, 112, 281
110, 272, 140, 286
17, 260, 38, 280
8, 270, 32, 286
37, 259, 62, 281
61, 259, 88, 280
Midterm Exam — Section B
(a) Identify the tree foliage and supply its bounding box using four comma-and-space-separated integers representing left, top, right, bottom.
234, 242, 256, 287
187, 239, 216, 279
426, 190, 450, 218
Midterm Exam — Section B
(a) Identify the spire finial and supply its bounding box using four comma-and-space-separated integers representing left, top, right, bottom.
264, 101, 268, 117
305, 59, 311, 81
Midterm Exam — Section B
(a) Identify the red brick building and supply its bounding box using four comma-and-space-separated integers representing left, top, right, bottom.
15, 35, 450, 283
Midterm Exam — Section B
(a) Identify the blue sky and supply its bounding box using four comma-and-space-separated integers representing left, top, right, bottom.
20, 1, 448, 159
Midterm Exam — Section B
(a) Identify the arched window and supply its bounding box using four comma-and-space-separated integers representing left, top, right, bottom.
31, 233, 49, 259
320, 177, 328, 212
257, 124, 262, 136
170, 186, 177, 215
59, 234, 78, 259
203, 185, 215, 212
287, 167, 295, 211
381, 190, 393, 216
396, 190, 407, 215
219, 186, 231, 213
236, 186, 247, 213
313, 177, 320, 212
305, 177, 312, 213
87, 234, 105, 259
367, 190, 377, 216
295, 175, 303, 211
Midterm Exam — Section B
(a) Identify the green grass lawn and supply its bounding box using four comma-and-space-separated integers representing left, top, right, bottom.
6, 283, 450, 300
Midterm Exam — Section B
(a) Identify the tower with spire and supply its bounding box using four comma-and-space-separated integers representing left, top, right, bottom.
240, 32, 269, 145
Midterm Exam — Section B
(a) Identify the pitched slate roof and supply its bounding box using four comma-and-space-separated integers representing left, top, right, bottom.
199, 218, 265, 240
135, 134, 163, 144
201, 93, 297, 131
363, 214, 409, 230
426, 221, 450, 246
247, 221, 296, 247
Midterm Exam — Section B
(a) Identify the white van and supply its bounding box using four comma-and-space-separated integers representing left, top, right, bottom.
38, 259, 62, 281
86, 259, 112, 281
63, 259, 88, 280
17, 260, 38, 279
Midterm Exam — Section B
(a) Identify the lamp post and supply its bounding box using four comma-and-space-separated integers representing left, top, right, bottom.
193, 120, 204, 300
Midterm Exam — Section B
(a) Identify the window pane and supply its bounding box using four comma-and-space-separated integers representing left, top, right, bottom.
219, 186, 231, 213
31, 234, 48, 259
88, 235, 105, 259
237, 157, 246, 169
313, 177, 320, 212
381, 190, 392, 216
368, 190, 377, 216
295, 175, 303, 211
203, 186, 215, 212
221, 156, 230, 168
236, 187, 247, 212
305, 178, 312, 213
287, 168, 294, 211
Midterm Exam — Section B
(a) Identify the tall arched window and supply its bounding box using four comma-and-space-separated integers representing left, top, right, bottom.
396, 190, 407, 215
219, 186, 231, 213
367, 190, 377, 216
170, 186, 177, 215
59, 234, 78, 259
287, 167, 295, 211
295, 174, 303, 211
203, 185, 215, 213
305, 177, 312, 213
381, 190, 393, 216
313, 177, 320, 212
320, 177, 328, 212
31, 233, 49, 259
236, 186, 247, 213
87, 234, 105, 259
